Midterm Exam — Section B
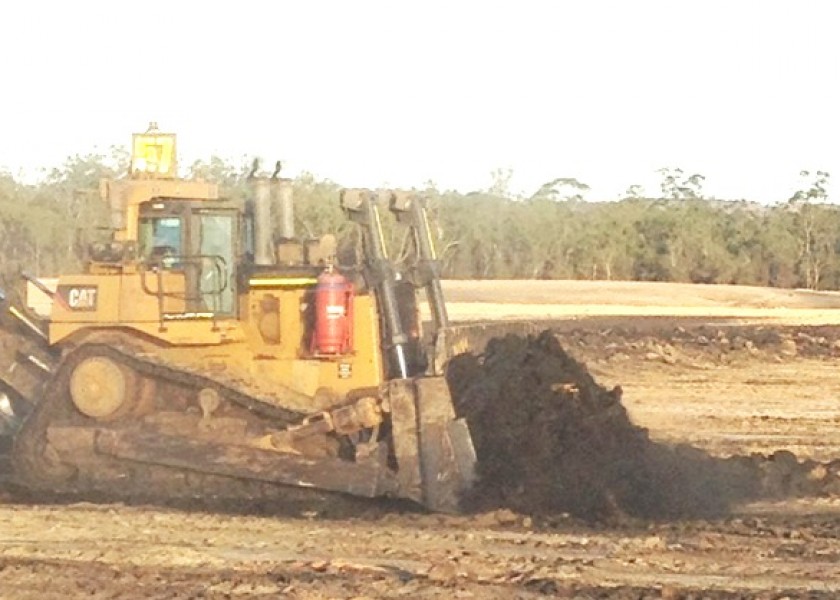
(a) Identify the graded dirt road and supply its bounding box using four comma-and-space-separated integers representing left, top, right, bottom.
3, 280, 840, 599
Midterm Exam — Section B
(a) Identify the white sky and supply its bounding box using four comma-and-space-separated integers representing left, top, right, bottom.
0, 0, 837, 202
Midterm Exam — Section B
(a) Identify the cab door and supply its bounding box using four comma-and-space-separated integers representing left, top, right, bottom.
137, 200, 239, 318
190, 208, 238, 316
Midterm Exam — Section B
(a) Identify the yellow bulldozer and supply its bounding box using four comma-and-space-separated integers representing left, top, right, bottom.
0, 125, 476, 512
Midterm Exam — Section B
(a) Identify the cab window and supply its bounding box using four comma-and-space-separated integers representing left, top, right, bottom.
139, 217, 182, 266
198, 214, 235, 314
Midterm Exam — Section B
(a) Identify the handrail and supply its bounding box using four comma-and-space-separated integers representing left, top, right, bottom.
138, 254, 230, 328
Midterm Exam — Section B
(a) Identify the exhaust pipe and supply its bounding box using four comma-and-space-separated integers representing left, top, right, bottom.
253, 178, 274, 266
251, 172, 297, 266
276, 178, 295, 241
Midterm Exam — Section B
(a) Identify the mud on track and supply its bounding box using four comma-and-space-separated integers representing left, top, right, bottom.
3, 319, 840, 598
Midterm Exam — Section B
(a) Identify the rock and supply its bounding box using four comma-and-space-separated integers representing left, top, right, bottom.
642, 535, 665, 550
464, 561, 501, 583
310, 560, 329, 572
796, 332, 814, 343
731, 336, 747, 349
472, 509, 519, 528
493, 508, 520, 525
808, 464, 828, 482
779, 339, 798, 357
522, 516, 533, 528
427, 561, 459, 583
644, 351, 676, 365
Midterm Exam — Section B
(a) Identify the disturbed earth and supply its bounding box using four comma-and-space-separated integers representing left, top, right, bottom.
4, 317, 840, 598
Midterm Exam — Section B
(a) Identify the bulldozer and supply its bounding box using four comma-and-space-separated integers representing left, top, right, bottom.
0, 124, 476, 512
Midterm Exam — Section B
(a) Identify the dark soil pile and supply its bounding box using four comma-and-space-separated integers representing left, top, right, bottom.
447, 331, 834, 521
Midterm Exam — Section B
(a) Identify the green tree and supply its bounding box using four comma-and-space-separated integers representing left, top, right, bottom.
530, 177, 590, 202
657, 167, 706, 200
788, 170, 833, 289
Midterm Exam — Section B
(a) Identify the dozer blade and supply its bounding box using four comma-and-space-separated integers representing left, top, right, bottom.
389, 376, 476, 513
433, 321, 545, 374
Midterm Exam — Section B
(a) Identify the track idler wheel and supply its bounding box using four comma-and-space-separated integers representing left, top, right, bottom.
69, 356, 137, 421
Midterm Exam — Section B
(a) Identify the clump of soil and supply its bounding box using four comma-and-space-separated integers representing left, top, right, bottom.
447, 331, 831, 521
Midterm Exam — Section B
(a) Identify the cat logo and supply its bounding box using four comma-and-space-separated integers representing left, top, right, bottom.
58, 285, 98, 311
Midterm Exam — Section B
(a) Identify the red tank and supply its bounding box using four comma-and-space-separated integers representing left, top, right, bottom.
311, 269, 354, 355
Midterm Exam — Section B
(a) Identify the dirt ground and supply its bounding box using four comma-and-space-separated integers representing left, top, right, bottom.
4, 281, 840, 599
438, 279, 840, 324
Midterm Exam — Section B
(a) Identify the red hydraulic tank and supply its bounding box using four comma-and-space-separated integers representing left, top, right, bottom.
311, 269, 354, 355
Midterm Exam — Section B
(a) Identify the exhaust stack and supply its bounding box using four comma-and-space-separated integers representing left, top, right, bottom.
276, 178, 295, 241
253, 178, 274, 266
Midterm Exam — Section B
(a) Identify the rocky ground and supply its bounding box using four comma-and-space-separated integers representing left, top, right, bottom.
3, 318, 840, 598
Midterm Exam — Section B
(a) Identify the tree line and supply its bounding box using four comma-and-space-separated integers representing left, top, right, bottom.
0, 152, 837, 291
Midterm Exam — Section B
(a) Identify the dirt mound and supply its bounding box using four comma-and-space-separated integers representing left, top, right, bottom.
448, 331, 836, 521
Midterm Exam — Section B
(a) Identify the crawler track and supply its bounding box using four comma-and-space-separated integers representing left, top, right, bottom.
4, 340, 387, 512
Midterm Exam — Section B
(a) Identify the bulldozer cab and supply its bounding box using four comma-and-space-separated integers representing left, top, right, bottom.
92, 123, 241, 324
137, 199, 238, 316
